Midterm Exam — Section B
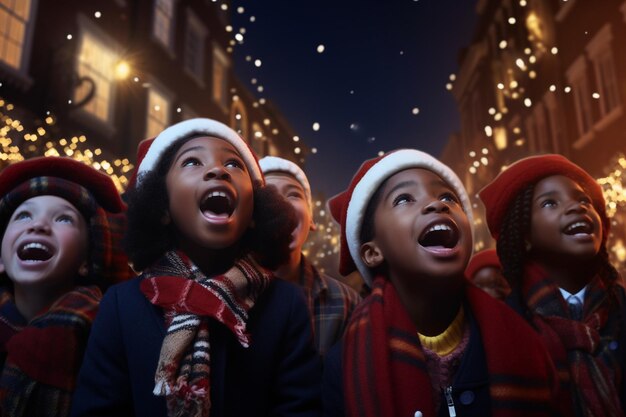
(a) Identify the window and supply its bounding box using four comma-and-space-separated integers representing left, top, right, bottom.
586, 25, 620, 117
524, 115, 537, 152
146, 87, 171, 138
250, 122, 266, 157
153, 0, 174, 50
230, 100, 248, 139
533, 103, 548, 150
0, 0, 32, 70
75, 31, 118, 123
212, 44, 230, 111
184, 10, 207, 83
544, 92, 563, 153
566, 57, 593, 137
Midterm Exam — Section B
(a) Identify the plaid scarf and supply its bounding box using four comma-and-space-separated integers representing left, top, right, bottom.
139, 251, 273, 417
522, 262, 624, 417
344, 275, 558, 417
0, 286, 101, 417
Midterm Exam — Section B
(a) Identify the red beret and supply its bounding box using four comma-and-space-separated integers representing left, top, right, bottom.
479, 154, 608, 240
0, 156, 124, 213
465, 248, 501, 279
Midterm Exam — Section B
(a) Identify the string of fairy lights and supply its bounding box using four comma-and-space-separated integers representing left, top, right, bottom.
0, 98, 133, 191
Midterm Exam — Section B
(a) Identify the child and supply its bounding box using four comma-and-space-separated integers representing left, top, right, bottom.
259, 156, 361, 355
72, 118, 321, 416
0, 156, 130, 416
479, 154, 626, 416
465, 249, 510, 300
323, 149, 561, 417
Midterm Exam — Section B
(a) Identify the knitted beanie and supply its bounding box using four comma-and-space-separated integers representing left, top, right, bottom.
135, 118, 263, 185
479, 154, 609, 240
328, 149, 473, 286
0, 157, 130, 288
465, 248, 501, 279
259, 156, 312, 209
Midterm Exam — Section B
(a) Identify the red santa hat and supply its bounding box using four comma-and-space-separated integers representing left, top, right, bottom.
465, 248, 501, 279
134, 118, 263, 185
259, 156, 312, 209
479, 154, 609, 240
328, 149, 473, 286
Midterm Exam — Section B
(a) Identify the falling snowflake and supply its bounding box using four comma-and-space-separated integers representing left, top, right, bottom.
312, 122, 320, 131
317, 44, 325, 53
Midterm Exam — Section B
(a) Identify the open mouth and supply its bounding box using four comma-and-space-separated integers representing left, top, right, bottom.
17, 242, 53, 262
563, 220, 593, 235
200, 190, 235, 218
418, 221, 459, 249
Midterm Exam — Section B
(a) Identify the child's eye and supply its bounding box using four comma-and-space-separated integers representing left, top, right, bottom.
393, 193, 414, 206
440, 192, 459, 204
225, 159, 244, 169
287, 192, 304, 200
13, 211, 31, 221
181, 157, 201, 167
580, 196, 592, 205
56, 214, 75, 224
541, 199, 557, 208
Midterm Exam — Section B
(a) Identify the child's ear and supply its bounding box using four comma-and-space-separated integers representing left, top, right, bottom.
78, 261, 89, 277
309, 219, 317, 232
360, 241, 384, 268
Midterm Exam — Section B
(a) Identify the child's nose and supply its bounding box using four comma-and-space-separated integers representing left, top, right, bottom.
28, 218, 51, 234
204, 166, 231, 181
422, 199, 450, 214
565, 199, 588, 214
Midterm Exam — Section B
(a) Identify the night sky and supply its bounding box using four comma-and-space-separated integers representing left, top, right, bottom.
232, 0, 478, 198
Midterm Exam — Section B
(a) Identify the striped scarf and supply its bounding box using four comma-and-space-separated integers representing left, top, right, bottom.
344, 275, 558, 417
0, 286, 101, 417
522, 262, 624, 417
139, 251, 272, 417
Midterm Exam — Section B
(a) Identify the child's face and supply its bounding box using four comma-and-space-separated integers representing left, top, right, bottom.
529, 174, 602, 261
265, 172, 313, 252
361, 168, 472, 281
0, 195, 89, 291
165, 136, 254, 256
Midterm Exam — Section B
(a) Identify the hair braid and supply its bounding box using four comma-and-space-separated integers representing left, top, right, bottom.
496, 185, 534, 292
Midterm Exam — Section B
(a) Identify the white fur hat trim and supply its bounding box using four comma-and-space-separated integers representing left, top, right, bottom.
136, 118, 263, 184
259, 156, 312, 209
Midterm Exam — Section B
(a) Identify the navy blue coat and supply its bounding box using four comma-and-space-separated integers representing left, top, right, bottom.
322, 305, 492, 417
71, 277, 322, 417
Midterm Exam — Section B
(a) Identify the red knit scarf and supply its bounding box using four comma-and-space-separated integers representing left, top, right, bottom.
522, 262, 624, 417
139, 251, 273, 417
0, 286, 101, 417
343, 275, 558, 417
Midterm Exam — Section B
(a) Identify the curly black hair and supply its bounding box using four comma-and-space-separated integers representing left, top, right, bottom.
497, 183, 620, 297
124, 137, 297, 272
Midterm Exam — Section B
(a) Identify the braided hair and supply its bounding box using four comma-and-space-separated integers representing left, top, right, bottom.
496, 184, 534, 292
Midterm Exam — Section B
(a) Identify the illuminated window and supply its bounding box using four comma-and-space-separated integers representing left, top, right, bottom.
533, 103, 548, 150
544, 92, 563, 153
586, 25, 620, 117
146, 87, 171, 138
153, 0, 174, 50
0, 0, 32, 69
75, 31, 117, 123
566, 57, 593, 137
184, 9, 207, 83
230, 100, 249, 139
212, 44, 230, 111
251, 122, 266, 156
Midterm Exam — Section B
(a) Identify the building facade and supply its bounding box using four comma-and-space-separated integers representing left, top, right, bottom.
0, 0, 305, 189
443, 0, 626, 269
